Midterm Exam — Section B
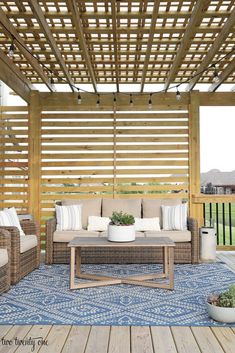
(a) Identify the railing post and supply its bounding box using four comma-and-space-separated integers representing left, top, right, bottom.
28, 91, 41, 223
189, 91, 203, 225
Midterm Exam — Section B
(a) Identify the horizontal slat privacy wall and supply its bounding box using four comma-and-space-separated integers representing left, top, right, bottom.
1, 98, 190, 248
0, 106, 29, 212
40, 109, 189, 243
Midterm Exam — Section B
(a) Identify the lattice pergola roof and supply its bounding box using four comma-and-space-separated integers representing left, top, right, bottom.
0, 0, 234, 94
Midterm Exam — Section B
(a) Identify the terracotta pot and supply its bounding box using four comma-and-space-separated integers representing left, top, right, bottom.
107, 224, 135, 242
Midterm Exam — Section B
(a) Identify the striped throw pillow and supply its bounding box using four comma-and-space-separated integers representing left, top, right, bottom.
0, 207, 25, 236
56, 204, 82, 231
161, 203, 188, 231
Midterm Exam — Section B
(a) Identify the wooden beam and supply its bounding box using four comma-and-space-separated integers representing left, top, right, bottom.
208, 57, 235, 91
69, 0, 97, 92
111, 0, 119, 92
199, 92, 235, 105
140, 1, 161, 92
0, 6, 55, 92
164, 0, 211, 91
188, 91, 203, 225
0, 48, 35, 102
29, 0, 75, 92
28, 91, 41, 223
186, 7, 235, 91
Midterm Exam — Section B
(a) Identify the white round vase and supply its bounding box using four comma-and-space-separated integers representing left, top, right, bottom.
207, 302, 235, 323
107, 224, 135, 242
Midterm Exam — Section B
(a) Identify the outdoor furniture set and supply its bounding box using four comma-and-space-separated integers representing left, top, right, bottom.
0, 197, 199, 293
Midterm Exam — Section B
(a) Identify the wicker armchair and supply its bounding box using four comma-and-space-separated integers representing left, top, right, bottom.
0, 220, 40, 284
0, 229, 11, 294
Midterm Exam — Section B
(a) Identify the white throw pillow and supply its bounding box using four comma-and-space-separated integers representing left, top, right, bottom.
134, 217, 161, 231
56, 204, 82, 231
0, 207, 25, 236
87, 216, 110, 231
162, 203, 188, 231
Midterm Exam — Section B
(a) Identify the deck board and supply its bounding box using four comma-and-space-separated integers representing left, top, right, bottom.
0, 252, 235, 353
108, 326, 130, 353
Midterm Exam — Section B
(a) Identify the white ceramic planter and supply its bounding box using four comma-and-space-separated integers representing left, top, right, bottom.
207, 302, 235, 323
107, 224, 135, 242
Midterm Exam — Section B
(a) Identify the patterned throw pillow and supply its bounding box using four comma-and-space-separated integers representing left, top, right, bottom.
87, 216, 110, 231
161, 203, 188, 231
134, 217, 161, 231
55, 204, 82, 231
0, 207, 25, 236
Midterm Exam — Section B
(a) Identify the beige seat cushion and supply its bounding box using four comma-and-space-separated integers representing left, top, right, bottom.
99, 231, 145, 238
142, 198, 182, 219
20, 235, 38, 254
62, 198, 102, 229
53, 230, 99, 242
102, 198, 141, 218
0, 249, 8, 267
145, 230, 191, 242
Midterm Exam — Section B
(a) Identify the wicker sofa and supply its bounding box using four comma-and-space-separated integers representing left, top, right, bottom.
0, 229, 11, 294
46, 198, 199, 265
0, 220, 40, 284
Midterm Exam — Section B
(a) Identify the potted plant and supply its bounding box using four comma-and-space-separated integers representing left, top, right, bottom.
207, 284, 235, 323
107, 211, 135, 242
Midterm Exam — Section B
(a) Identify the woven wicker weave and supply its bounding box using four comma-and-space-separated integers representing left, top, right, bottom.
45, 217, 199, 264
0, 229, 11, 294
0, 220, 40, 284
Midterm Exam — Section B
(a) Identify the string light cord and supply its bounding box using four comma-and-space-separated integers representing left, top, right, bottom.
1, 20, 234, 97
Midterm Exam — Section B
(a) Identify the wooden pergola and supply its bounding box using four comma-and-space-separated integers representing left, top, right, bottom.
0, 1, 235, 248
0, 0, 234, 96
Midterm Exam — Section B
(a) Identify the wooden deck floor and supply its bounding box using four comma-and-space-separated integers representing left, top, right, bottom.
0, 252, 234, 353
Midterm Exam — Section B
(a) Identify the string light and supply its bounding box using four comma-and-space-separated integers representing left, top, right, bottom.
96, 94, 100, 107
176, 86, 181, 101
148, 93, 152, 109
1, 26, 234, 106
77, 89, 82, 104
130, 94, 133, 107
8, 40, 15, 59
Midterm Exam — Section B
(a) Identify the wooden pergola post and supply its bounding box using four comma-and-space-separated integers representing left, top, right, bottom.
189, 91, 203, 225
28, 91, 41, 223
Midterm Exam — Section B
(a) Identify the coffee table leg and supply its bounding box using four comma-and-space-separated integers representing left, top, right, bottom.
76, 248, 81, 276
70, 247, 75, 289
168, 247, 174, 290
163, 246, 169, 277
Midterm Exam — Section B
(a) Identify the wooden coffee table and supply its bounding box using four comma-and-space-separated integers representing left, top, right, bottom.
68, 237, 175, 290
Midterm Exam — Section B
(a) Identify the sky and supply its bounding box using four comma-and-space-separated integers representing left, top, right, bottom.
200, 106, 235, 173
1, 82, 234, 174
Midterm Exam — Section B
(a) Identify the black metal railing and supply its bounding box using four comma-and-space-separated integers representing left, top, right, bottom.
203, 203, 235, 246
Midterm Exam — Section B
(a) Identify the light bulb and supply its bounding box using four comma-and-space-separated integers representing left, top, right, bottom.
8, 43, 15, 59
176, 88, 181, 101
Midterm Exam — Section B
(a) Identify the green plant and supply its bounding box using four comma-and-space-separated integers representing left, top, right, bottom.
109, 211, 135, 226
207, 284, 235, 308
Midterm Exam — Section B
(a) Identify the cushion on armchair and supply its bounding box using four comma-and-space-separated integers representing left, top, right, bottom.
0, 207, 25, 236
20, 235, 38, 254
0, 249, 8, 267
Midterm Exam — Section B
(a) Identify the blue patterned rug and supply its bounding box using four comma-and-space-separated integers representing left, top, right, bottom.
0, 263, 235, 326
